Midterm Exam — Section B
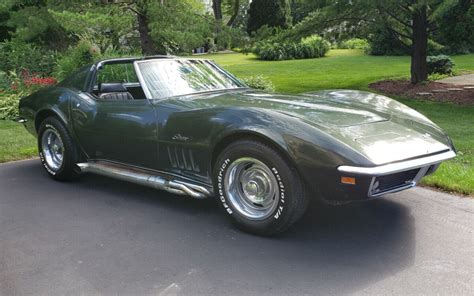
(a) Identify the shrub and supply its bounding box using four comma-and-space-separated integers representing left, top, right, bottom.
0, 69, 57, 120
0, 40, 57, 76
301, 35, 331, 57
254, 35, 330, 61
338, 38, 369, 50
54, 40, 101, 80
427, 55, 455, 75
0, 71, 10, 91
0, 92, 24, 120
241, 75, 275, 92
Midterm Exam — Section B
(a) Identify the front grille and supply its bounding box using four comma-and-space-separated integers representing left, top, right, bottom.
371, 168, 420, 195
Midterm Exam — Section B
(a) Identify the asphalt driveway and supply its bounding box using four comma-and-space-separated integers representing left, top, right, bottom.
1, 160, 473, 295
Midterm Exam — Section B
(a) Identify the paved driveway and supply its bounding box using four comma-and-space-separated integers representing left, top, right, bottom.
1, 160, 473, 295
437, 74, 474, 85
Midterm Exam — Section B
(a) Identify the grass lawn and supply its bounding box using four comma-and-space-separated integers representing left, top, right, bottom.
1, 49, 473, 195
0, 120, 36, 163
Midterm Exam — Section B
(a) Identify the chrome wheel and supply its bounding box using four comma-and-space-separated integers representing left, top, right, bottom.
41, 128, 64, 171
224, 157, 279, 220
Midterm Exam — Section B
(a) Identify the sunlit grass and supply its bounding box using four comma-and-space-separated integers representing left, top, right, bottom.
0, 120, 36, 162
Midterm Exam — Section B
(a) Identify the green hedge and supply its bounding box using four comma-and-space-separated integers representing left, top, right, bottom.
254, 35, 330, 61
427, 55, 455, 75
338, 38, 369, 50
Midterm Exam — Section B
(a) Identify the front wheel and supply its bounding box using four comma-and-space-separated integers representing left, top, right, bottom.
214, 139, 309, 235
38, 116, 79, 181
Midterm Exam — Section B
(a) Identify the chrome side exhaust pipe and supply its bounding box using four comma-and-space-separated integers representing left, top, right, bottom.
77, 162, 211, 199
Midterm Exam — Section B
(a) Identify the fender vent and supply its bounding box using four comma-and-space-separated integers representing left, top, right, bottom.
167, 146, 200, 172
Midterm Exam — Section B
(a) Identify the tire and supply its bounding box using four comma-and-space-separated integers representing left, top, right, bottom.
38, 116, 79, 181
213, 139, 309, 235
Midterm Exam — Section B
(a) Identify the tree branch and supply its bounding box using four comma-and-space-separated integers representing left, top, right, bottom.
379, 6, 412, 28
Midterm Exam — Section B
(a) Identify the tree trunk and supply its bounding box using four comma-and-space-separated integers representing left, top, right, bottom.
212, 0, 223, 22
410, 5, 428, 84
137, 12, 163, 55
212, 0, 223, 48
227, 0, 240, 27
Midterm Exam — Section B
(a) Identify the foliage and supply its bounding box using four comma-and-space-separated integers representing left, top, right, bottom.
250, 25, 284, 43
0, 92, 22, 120
0, 0, 68, 49
54, 40, 101, 80
427, 73, 450, 81
338, 38, 369, 50
49, 5, 136, 53
240, 75, 274, 92
432, 0, 474, 54
0, 71, 10, 91
427, 39, 446, 56
215, 26, 250, 50
427, 55, 455, 75
0, 68, 57, 120
247, 0, 292, 34
365, 25, 408, 56
254, 35, 330, 61
290, 0, 332, 24
0, 40, 57, 76
147, 0, 212, 54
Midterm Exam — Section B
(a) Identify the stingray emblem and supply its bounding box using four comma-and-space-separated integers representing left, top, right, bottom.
172, 134, 190, 141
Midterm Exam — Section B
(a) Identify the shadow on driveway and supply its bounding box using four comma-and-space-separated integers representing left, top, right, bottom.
0, 160, 415, 295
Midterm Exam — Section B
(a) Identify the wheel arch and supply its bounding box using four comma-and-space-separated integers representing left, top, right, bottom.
210, 130, 297, 175
34, 108, 68, 132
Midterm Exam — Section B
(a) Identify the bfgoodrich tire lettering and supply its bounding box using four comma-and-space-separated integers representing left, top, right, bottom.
38, 116, 79, 181
214, 139, 309, 235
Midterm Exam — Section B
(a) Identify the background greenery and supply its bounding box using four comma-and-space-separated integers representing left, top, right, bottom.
0, 0, 472, 195
1, 49, 473, 195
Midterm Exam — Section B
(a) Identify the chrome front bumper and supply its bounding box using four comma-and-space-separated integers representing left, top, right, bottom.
337, 150, 456, 176
337, 150, 456, 197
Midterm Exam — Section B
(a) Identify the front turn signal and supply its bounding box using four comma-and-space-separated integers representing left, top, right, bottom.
341, 176, 356, 185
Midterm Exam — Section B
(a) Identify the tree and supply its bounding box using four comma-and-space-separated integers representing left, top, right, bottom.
49, 5, 135, 53
247, 0, 292, 34
371, 0, 464, 83
146, 0, 211, 54
433, 0, 474, 53
0, 0, 68, 49
108, 0, 211, 55
121, 0, 160, 55
288, 0, 464, 84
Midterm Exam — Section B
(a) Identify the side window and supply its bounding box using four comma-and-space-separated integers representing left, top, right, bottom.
96, 63, 139, 85
94, 62, 146, 100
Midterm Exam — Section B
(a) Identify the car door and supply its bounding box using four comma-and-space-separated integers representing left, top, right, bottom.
70, 62, 159, 169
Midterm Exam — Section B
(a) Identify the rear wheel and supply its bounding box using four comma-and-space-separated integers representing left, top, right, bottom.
213, 139, 309, 235
38, 117, 79, 181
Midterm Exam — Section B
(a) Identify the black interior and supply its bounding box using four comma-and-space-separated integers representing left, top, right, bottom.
93, 82, 147, 101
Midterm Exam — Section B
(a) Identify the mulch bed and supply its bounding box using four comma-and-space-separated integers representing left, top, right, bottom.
369, 80, 474, 106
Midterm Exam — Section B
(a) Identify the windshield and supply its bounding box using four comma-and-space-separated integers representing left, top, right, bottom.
135, 59, 245, 99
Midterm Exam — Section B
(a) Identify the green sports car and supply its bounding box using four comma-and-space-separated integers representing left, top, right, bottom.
18, 56, 456, 235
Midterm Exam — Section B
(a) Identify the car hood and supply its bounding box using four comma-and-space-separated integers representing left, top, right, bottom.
163, 89, 453, 165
